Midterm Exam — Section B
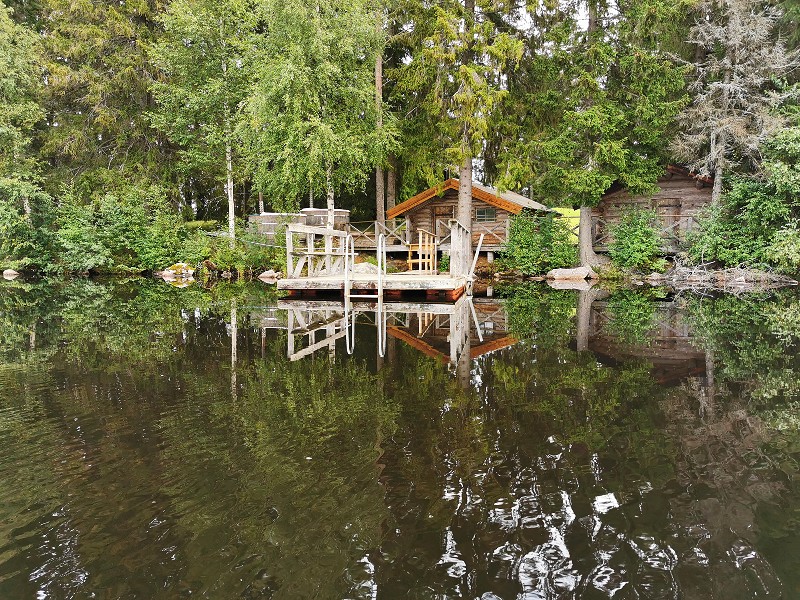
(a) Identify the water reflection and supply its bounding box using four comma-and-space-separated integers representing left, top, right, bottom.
0, 279, 798, 598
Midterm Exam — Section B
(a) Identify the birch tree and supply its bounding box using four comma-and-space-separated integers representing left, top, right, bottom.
150, 0, 255, 243
672, 0, 799, 202
242, 0, 392, 223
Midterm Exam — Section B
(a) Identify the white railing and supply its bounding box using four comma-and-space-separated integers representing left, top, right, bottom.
285, 223, 348, 278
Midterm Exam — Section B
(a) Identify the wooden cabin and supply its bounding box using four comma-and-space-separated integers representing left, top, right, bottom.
386, 179, 551, 254
592, 166, 714, 254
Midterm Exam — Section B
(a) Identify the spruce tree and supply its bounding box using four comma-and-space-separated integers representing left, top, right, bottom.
673, 0, 799, 202
40, 0, 170, 193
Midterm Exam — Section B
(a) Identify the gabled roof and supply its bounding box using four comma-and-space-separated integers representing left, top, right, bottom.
386, 178, 550, 219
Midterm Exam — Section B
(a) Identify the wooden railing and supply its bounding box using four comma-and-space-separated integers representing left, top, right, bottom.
285, 224, 348, 278
406, 228, 437, 273
473, 221, 507, 245
346, 220, 406, 248
448, 219, 472, 278
592, 214, 701, 249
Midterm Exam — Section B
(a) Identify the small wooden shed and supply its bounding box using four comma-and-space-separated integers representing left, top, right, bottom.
592, 166, 714, 254
386, 178, 550, 251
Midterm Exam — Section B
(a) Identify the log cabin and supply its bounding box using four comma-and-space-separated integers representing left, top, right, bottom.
592, 166, 714, 255
386, 178, 551, 259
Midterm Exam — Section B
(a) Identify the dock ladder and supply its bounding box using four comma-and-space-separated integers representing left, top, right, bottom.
343, 233, 388, 356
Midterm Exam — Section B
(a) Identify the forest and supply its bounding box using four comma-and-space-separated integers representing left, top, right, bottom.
1, 0, 799, 275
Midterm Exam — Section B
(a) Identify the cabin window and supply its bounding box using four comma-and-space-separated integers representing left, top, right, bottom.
475, 208, 497, 223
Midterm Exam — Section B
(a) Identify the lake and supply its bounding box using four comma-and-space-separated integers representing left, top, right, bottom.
0, 278, 798, 599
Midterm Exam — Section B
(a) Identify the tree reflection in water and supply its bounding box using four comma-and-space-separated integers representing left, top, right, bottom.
0, 279, 798, 598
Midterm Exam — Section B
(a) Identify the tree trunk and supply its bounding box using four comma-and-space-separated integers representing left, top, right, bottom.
457, 154, 472, 231
578, 205, 603, 267
230, 298, 238, 403
375, 51, 385, 224
576, 287, 607, 351
711, 166, 723, 204
226, 140, 235, 248
325, 163, 335, 228
258, 190, 264, 214
309, 188, 314, 209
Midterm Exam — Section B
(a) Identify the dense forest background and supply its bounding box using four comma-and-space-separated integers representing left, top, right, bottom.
1, 0, 799, 274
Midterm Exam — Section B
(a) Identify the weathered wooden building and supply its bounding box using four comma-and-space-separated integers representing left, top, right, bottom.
592, 166, 714, 254
386, 178, 551, 253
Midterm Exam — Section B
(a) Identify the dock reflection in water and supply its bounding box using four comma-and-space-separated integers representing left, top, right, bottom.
0, 279, 799, 599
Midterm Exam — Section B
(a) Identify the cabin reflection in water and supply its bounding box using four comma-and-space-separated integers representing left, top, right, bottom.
268, 296, 515, 386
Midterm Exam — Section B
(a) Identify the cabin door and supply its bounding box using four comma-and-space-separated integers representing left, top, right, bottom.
432, 205, 454, 239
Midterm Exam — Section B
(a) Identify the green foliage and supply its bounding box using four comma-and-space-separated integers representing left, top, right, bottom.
501, 283, 575, 347
609, 208, 668, 271
205, 228, 285, 276
767, 224, 800, 273
687, 178, 789, 267
150, 0, 254, 182
500, 212, 576, 275
52, 186, 213, 274
437, 252, 450, 272
0, 178, 54, 269
241, 0, 390, 210
605, 289, 659, 345
494, 1, 687, 208
0, 5, 43, 179
40, 0, 172, 191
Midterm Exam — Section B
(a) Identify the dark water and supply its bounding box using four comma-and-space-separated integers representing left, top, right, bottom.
1, 278, 799, 599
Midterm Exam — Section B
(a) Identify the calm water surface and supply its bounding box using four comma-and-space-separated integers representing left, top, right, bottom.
0, 278, 799, 599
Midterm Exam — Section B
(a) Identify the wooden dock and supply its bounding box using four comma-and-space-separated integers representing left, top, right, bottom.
278, 219, 477, 301
278, 273, 468, 300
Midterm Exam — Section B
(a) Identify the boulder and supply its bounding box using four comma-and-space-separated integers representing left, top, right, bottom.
3, 269, 19, 280
258, 269, 282, 283
545, 266, 598, 280
161, 262, 195, 280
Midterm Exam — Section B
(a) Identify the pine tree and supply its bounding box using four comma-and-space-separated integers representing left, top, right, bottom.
497, 0, 686, 267
391, 0, 522, 231
0, 4, 42, 180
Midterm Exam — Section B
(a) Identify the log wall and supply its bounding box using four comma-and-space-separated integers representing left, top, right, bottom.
405, 188, 513, 248
592, 172, 712, 254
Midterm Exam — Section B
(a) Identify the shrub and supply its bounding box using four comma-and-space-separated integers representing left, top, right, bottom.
686, 178, 787, 267
767, 223, 800, 273
0, 178, 55, 270
608, 208, 667, 271
500, 211, 576, 275
438, 252, 450, 272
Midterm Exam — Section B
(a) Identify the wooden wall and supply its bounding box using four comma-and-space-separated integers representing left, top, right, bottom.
591, 172, 713, 254
404, 188, 513, 248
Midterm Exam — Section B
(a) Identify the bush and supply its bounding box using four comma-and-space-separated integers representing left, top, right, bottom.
205, 226, 285, 276
0, 178, 55, 270
500, 211, 576, 275
608, 208, 667, 271
438, 252, 450, 272
686, 178, 788, 267
767, 223, 800, 273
